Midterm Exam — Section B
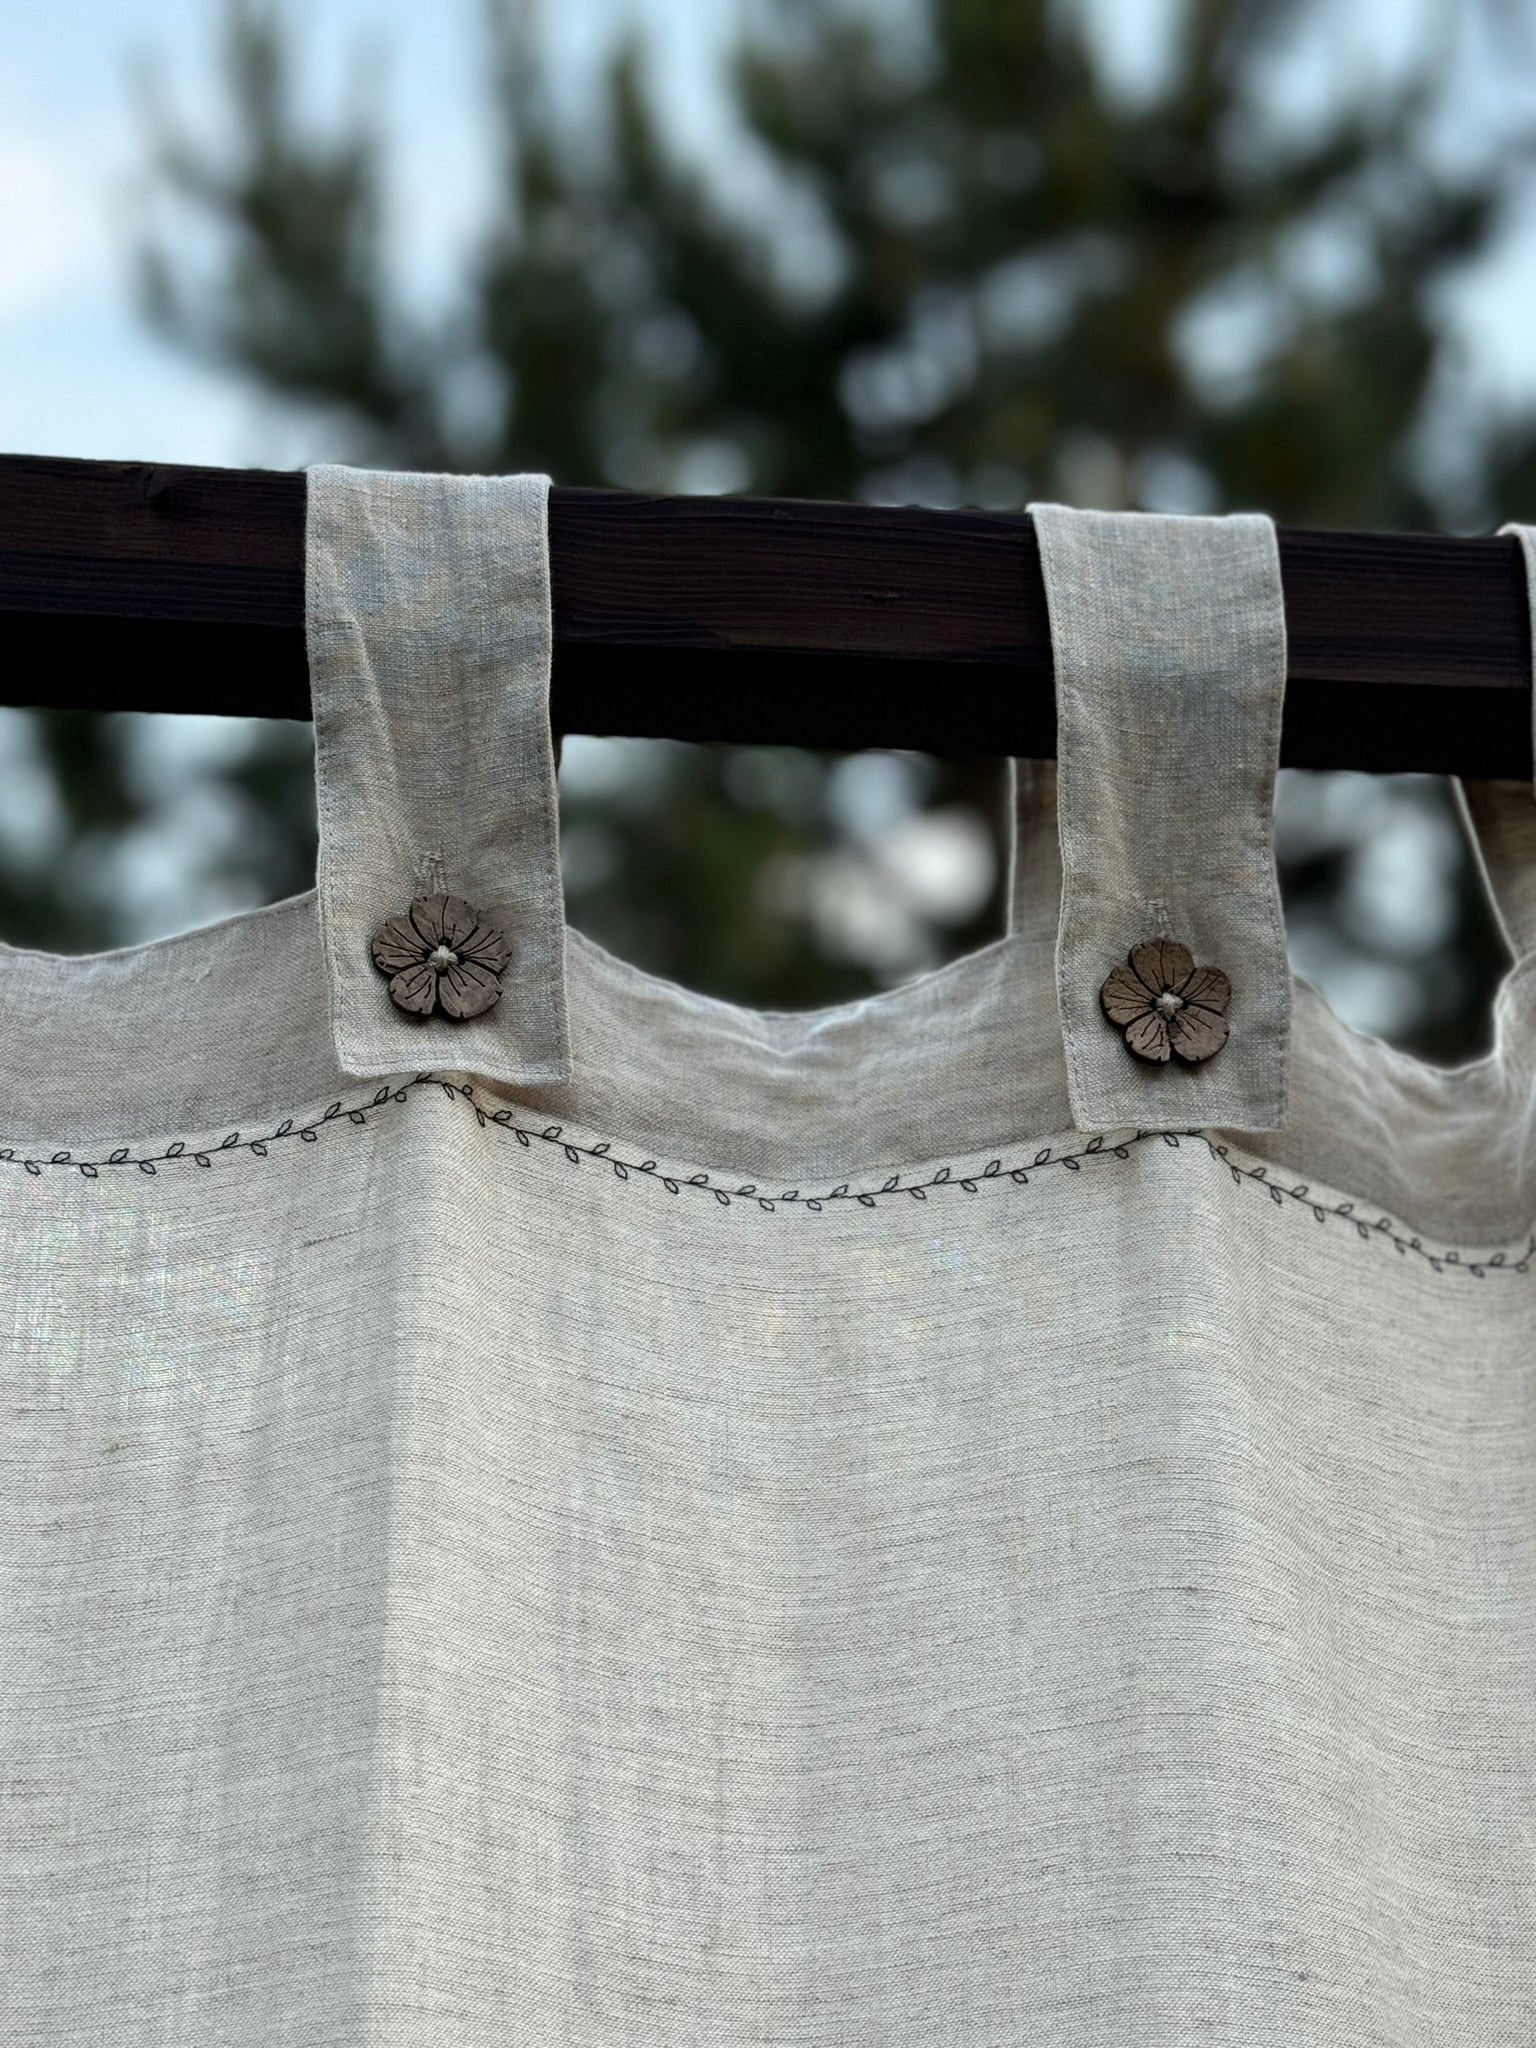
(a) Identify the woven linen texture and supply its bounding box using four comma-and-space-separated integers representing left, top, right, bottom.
3, 470, 1536, 2047
307, 462, 570, 1087
1031, 502, 1292, 1134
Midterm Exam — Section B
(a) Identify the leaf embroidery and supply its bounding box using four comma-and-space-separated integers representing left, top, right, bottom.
0, 1073, 1523, 1277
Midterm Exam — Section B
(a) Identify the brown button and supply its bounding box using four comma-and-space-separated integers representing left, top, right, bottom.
369, 892, 511, 1021
1099, 937, 1230, 1066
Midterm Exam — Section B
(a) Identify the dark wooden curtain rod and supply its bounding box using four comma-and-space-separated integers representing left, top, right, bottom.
0, 451, 1531, 777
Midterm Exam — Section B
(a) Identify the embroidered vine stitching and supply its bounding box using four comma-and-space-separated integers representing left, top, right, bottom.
3, 1071, 1529, 1278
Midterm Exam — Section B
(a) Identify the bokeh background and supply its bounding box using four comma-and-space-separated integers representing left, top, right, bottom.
3, 0, 1536, 1056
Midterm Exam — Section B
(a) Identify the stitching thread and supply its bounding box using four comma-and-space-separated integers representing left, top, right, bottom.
1, 1071, 1529, 1278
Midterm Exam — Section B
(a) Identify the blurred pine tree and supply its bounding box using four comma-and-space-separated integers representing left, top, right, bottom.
10, 0, 1530, 1052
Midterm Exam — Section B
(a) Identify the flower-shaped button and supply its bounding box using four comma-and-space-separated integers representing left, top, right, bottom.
1099, 937, 1230, 1065
369, 893, 511, 1020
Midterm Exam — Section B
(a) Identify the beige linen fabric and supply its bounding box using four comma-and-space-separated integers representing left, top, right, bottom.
1031, 504, 1291, 1134
308, 464, 570, 1088
3, 469, 1536, 2047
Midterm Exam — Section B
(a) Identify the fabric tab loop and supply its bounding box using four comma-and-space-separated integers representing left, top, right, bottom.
1454, 523, 1536, 972
1030, 503, 1291, 1134
307, 464, 571, 1087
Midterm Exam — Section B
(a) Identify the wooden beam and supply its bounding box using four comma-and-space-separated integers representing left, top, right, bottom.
0, 451, 1528, 775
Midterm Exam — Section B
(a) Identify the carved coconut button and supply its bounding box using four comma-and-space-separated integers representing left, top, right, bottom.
1099, 936, 1230, 1065
369, 893, 511, 1020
